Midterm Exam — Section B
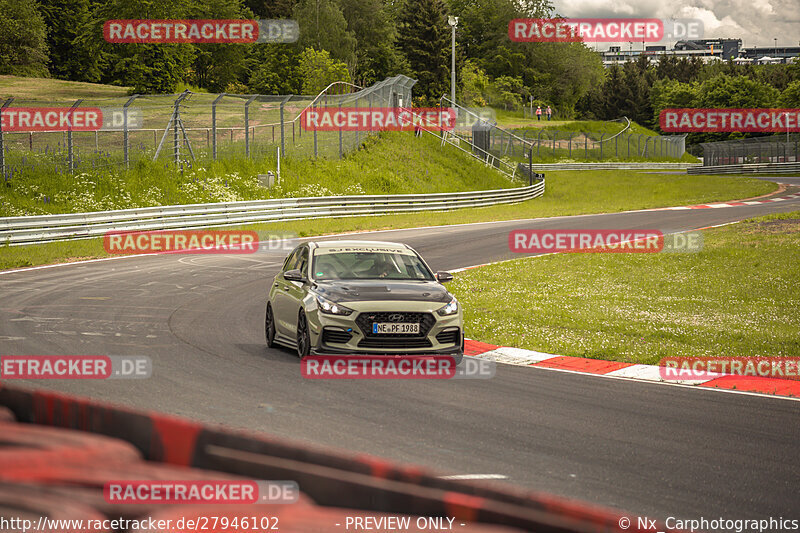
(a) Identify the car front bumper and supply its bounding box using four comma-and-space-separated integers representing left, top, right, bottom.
306, 300, 464, 356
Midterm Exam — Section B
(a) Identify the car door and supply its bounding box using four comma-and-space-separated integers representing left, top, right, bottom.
272, 247, 300, 336
281, 246, 310, 338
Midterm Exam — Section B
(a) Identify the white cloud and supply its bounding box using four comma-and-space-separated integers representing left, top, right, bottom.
552, 0, 800, 47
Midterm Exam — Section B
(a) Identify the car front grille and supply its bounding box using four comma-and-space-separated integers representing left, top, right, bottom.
357, 337, 433, 349
322, 328, 353, 344
436, 328, 460, 345
355, 312, 436, 339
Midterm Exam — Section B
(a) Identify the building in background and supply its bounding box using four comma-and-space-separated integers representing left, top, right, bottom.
599, 39, 799, 67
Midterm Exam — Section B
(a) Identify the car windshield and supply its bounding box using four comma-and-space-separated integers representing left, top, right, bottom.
312, 250, 434, 281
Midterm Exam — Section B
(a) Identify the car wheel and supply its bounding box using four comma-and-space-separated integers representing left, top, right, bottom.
265, 303, 277, 348
296, 310, 311, 359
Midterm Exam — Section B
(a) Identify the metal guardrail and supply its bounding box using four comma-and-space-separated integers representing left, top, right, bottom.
687, 162, 800, 175
522, 162, 700, 171
0, 182, 545, 246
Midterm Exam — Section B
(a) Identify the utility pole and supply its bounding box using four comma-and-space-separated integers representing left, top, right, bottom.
448, 16, 459, 106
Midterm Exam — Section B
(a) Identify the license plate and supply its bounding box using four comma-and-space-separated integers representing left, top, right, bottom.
372, 322, 419, 334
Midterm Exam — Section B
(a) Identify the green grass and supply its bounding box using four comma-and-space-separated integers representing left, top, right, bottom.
0, 133, 514, 217
448, 211, 800, 364
0, 75, 132, 100
0, 170, 776, 270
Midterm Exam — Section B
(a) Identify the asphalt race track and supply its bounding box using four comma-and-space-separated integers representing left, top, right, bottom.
1, 186, 799, 524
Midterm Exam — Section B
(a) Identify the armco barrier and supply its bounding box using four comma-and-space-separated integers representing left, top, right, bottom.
0, 182, 544, 246
0, 383, 670, 532
522, 162, 699, 171
687, 162, 800, 174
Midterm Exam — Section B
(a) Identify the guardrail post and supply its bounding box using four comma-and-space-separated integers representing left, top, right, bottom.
0, 98, 13, 181
244, 95, 257, 158
123, 94, 138, 169
211, 93, 225, 161
279, 95, 291, 158
67, 99, 83, 173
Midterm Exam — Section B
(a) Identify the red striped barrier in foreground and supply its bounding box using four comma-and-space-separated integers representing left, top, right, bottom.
0, 383, 672, 532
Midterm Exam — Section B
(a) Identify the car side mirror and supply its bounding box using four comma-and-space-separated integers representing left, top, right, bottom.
436, 271, 454, 283
284, 269, 306, 282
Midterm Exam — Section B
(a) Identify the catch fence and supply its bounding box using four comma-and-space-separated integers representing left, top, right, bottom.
0, 75, 417, 179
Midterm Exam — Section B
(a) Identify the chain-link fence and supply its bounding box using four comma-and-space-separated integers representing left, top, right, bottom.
438, 97, 686, 163
700, 134, 800, 166
0, 75, 417, 180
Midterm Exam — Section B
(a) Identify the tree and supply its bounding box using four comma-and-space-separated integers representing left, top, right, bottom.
396, 0, 450, 103
695, 74, 779, 109
189, 0, 253, 92
297, 47, 351, 94
490, 75, 524, 110
293, 0, 356, 64
0, 0, 49, 77
778, 80, 800, 107
246, 45, 302, 94
340, 0, 406, 85
38, 0, 96, 81
80, 0, 196, 93
461, 59, 490, 106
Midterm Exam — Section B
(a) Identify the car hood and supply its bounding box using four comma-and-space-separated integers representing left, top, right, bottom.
312, 280, 452, 303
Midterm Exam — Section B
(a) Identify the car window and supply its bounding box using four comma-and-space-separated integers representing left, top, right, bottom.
282, 248, 300, 272
312, 251, 434, 281
295, 247, 309, 276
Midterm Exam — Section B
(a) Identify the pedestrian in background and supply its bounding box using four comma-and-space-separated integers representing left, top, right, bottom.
536, 106, 542, 121
546, 106, 552, 121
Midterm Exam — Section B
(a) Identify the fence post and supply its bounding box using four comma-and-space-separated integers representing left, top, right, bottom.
67, 99, 83, 173
568, 133, 572, 157
279, 96, 291, 158
0, 98, 13, 180
600, 133, 604, 159
552, 130, 557, 157
245, 95, 257, 158
338, 102, 343, 159
537, 130, 543, 157
584, 134, 588, 159
313, 102, 318, 159
123, 94, 138, 169
212, 93, 225, 160
627, 134, 631, 158
528, 143, 533, 186
615, 133, 618, 157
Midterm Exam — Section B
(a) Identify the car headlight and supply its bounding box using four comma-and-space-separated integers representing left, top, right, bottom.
437, 297, 459, 316
315, 294, 353, 316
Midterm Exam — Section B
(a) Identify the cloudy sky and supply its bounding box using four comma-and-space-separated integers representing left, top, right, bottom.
552, 0, 800, 48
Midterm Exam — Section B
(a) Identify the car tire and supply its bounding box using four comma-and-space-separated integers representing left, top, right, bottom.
265, 303, 277, 348
296, 310, 311, 359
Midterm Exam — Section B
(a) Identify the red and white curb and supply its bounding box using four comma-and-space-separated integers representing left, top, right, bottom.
464, 340, 800, 401
657, 192, 800, 210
